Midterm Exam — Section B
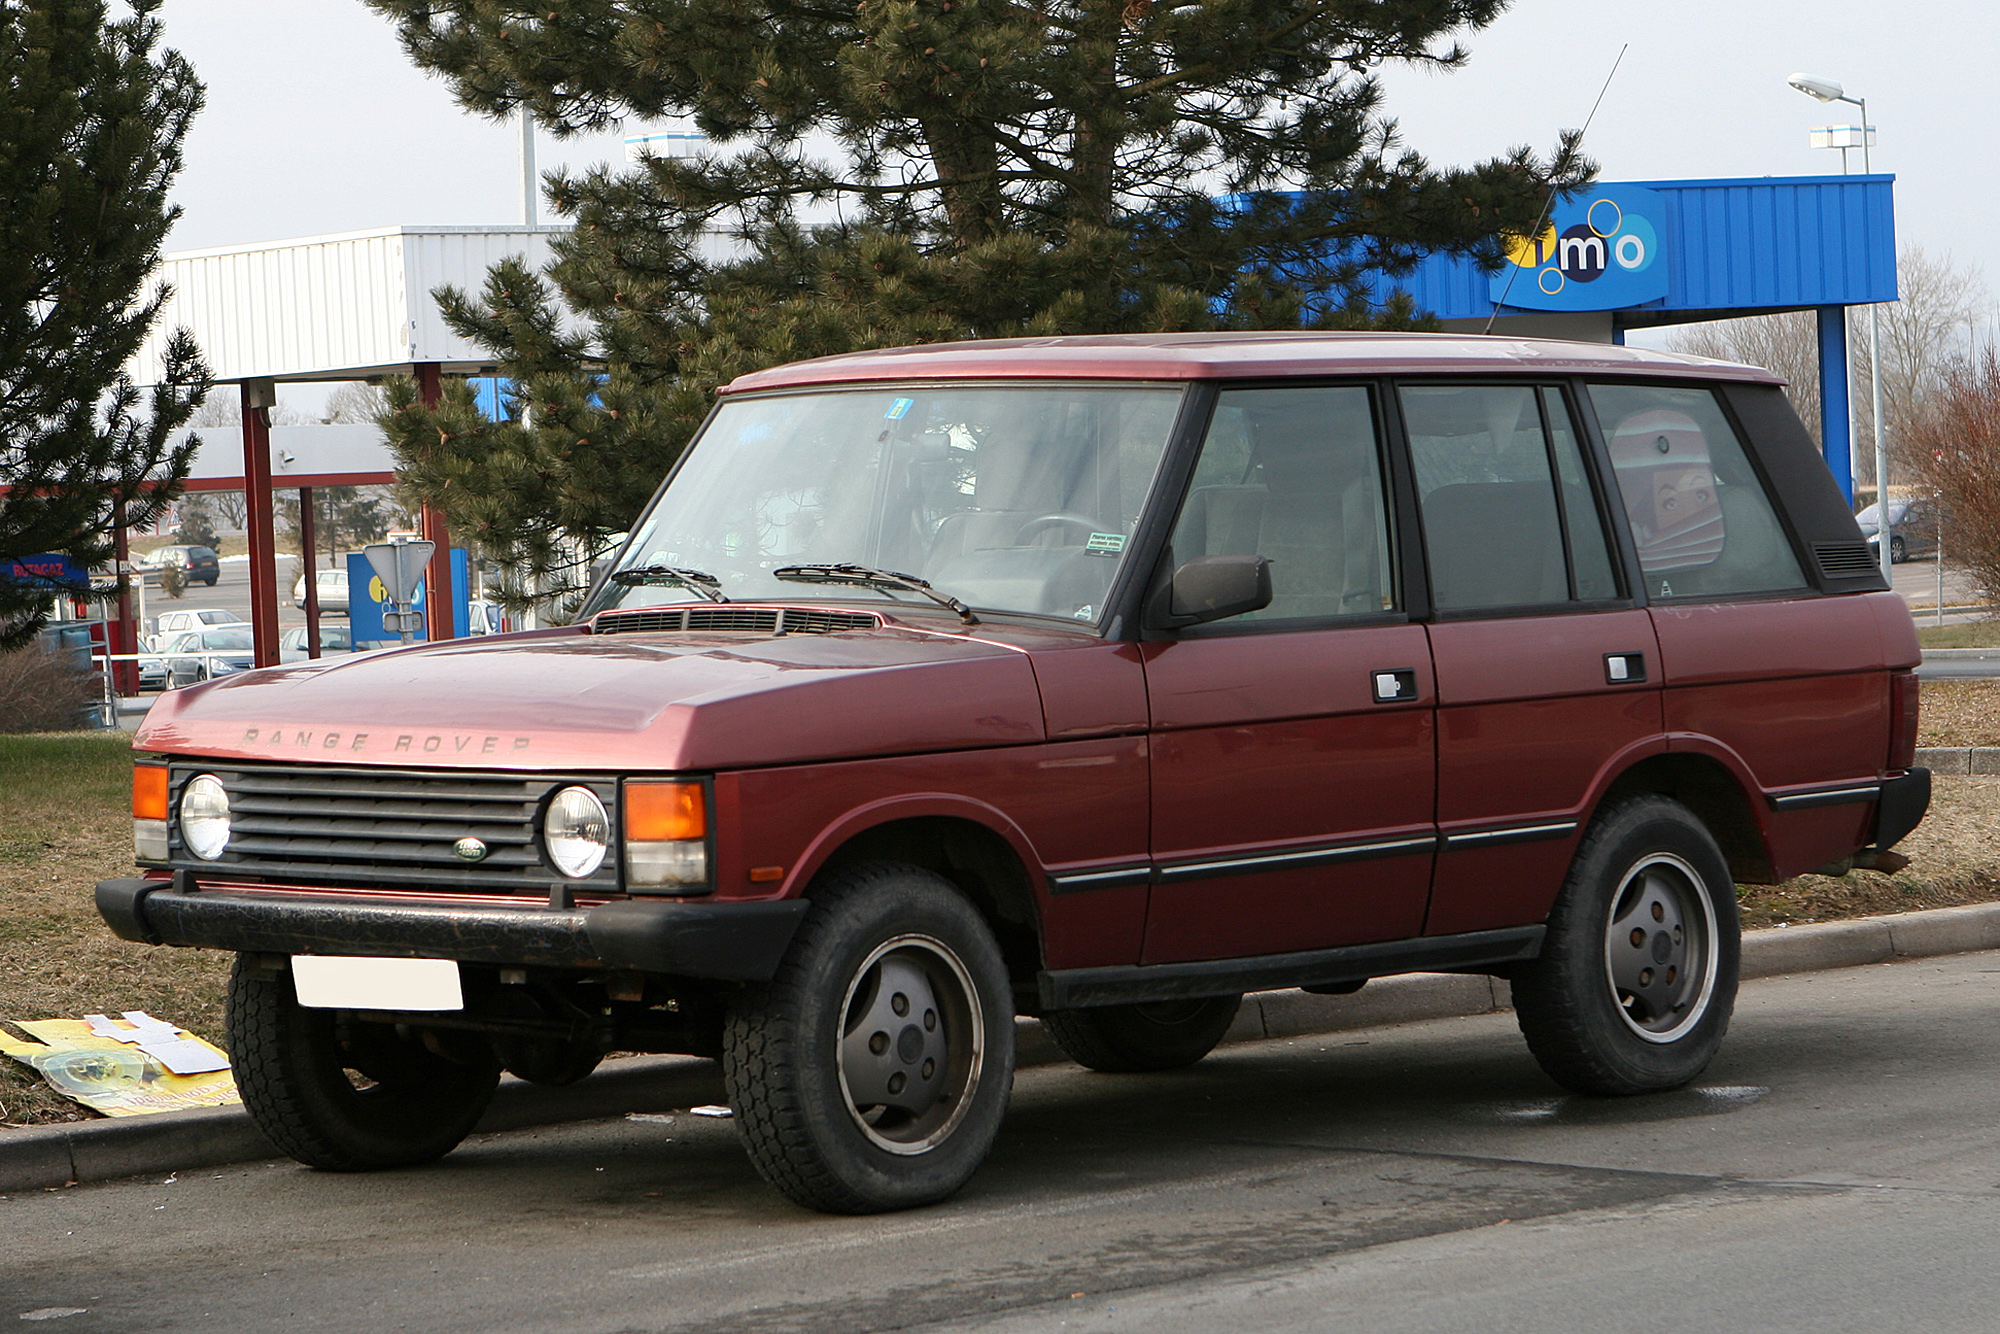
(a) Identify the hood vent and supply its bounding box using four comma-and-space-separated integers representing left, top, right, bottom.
1814, 541, 1880, 580
592, 606, 883, 636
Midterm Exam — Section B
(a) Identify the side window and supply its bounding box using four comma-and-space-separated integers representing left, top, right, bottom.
1166, 386, 1396, 622
1401, 384, 1619, 612
1587, 383, 1807, 600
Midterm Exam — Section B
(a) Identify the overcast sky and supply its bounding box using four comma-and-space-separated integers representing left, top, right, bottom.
155, 0, 1998, 363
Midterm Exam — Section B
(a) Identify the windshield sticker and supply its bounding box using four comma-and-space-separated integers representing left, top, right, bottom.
1084, 532, 1126, 557
884, 397, 914, 420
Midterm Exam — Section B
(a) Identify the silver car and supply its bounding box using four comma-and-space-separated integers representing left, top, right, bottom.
161, 628, 256, 688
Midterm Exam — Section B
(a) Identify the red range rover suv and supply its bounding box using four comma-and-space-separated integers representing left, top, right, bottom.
99, 333, 1928, 1212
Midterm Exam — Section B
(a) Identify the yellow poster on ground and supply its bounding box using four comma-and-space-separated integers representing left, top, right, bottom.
0, 1014, 238, 1117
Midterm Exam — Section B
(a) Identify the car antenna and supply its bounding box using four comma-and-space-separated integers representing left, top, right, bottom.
1483, 44, 1628, 336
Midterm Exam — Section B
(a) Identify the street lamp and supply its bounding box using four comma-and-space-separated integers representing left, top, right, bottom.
1789, 72, 1892, 581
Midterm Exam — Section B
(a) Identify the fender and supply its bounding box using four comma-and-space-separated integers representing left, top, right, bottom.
777, 790, 1048, 917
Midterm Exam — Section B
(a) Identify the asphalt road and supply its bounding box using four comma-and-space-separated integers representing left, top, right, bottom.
6, 951, 2000, 1332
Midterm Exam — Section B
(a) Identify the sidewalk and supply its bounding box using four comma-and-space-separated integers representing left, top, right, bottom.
7, 900, 1998, 1195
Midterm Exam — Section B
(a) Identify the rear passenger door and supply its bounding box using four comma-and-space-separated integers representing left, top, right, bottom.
1141, 385, 1437, 963
1404, 383, 1663, 937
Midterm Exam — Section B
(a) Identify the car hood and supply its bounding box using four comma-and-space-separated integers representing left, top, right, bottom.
135, 622, 1045, 771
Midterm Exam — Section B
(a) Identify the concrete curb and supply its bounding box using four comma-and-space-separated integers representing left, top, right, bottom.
1913, 747, 2000, 776
8, 900, 2000, 1194
1920, 648, 2000, 661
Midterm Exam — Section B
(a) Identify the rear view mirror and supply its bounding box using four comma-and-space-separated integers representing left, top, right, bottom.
1149, 555, 1272, 628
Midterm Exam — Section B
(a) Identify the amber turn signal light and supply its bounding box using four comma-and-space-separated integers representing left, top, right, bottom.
624, 780, 705, 843
132, 764, 169, 821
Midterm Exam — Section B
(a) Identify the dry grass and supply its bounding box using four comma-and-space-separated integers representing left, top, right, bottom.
0, 733, 230, 1125
1918, 678, 2000, 748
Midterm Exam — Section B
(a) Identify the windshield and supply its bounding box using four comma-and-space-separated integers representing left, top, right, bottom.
593, 383, 1185, 624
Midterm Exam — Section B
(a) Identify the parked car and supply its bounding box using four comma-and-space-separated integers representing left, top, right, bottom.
100, 334, 1927, 1214
1855, 495, 1942, 564
134, 651, 168, 693
159, 627, 255, 688
292, 567, 351, 615
148, 608, 245, 649
279, 624, 354, 662
137, 545, 220, 586
465, 598, 511, 635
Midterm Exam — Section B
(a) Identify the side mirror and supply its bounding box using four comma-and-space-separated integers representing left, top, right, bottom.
1148, 555, 1272, 629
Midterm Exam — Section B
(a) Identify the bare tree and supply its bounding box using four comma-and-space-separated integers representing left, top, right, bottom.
1906, 350, 2000, 602
321, 381, 388, 426
187, 396, 312, 428
1668, 311, 1823, 448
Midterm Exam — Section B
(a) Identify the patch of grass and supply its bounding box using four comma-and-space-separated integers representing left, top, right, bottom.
1917, 679, 2000, 748
1917, 620, 2000, 650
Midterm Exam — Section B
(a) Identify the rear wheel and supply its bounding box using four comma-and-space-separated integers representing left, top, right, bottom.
724, 864, 1014, 1213
1889, 534, 1908, 563
226, 955, 499, 1170
1042, 995, 1242, 1072
1511, 796, 1739, 1095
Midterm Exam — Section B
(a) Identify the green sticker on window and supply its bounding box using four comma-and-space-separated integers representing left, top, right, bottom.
1084, 532, 1126, 557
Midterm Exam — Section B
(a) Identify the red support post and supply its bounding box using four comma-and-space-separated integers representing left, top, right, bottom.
299, 485, 321, 659
415, 364, 455, 644
241, 380, 282, 667
111, 506, 138, 696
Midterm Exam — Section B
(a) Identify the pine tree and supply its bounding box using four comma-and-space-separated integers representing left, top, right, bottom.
0, 0, 209, 647
368, 0, 1588, 598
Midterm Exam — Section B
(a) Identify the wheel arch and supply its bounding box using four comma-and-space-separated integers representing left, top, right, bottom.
799, 806, 1045, 989
1596, 751, 1775, 884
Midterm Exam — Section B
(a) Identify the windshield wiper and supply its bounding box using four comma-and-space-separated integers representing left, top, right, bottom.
771, 562, 979, 625
607, 564, 729, 602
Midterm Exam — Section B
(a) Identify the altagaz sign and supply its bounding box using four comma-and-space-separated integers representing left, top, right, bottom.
1492, 184, 1669, 312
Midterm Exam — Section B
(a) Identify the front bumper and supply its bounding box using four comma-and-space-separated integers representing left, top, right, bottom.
95, 877, 808, 982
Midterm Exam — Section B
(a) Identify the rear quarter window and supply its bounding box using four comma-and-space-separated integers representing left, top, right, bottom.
1587, 383, 1808, 601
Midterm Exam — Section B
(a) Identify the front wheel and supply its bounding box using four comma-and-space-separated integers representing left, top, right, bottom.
724, 864, 1014, 1213
226, 955, 499, 1170
1510, 796, 1739, 1096
1042, 995, 1242, 1072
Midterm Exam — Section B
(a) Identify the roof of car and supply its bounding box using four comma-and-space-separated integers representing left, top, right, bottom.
720, 332, 1785, 395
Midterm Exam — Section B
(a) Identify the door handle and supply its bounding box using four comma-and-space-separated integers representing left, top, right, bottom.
1371, 669, 1419, 703
1604, 652, 1647, 684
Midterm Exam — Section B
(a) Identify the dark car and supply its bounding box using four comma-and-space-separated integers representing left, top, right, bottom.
160, 627, 254, 687
101, 333, 1927, 1215
140, 545, 220, 586
1856, 496, 1942, 564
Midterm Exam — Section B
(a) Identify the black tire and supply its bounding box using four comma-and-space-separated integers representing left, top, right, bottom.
226, 955, 500, 1170
1041, 995, 1242, 1073
1511, 795, 1739, 1096
1889, 534, 1907, 564
723, 864, 1015, 1214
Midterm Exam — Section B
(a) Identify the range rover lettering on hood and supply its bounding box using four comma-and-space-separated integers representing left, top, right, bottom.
239, 728, 531, 756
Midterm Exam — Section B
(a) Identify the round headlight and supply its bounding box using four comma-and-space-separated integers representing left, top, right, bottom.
180, 774, 231, 860
543, 785, 610, 879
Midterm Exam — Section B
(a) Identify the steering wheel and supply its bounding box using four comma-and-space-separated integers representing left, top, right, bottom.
1014, 513, 1102, 545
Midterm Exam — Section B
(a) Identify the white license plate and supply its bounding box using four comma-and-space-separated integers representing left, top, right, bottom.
291, 955, 464, 1011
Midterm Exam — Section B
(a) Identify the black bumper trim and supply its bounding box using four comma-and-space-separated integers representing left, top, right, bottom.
94, 878, 808, 982
1870, 767, 1931, 851
1037, 925, 1545, 1009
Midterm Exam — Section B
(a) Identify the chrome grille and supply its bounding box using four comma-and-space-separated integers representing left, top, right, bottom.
166, 763, 618, 895
592, 606, 880, 635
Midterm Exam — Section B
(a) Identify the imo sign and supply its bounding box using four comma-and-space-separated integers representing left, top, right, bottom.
1492, 184, 1668, 313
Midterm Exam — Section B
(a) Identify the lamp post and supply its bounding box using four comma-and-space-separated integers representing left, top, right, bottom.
1790, 73, 1892, 581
